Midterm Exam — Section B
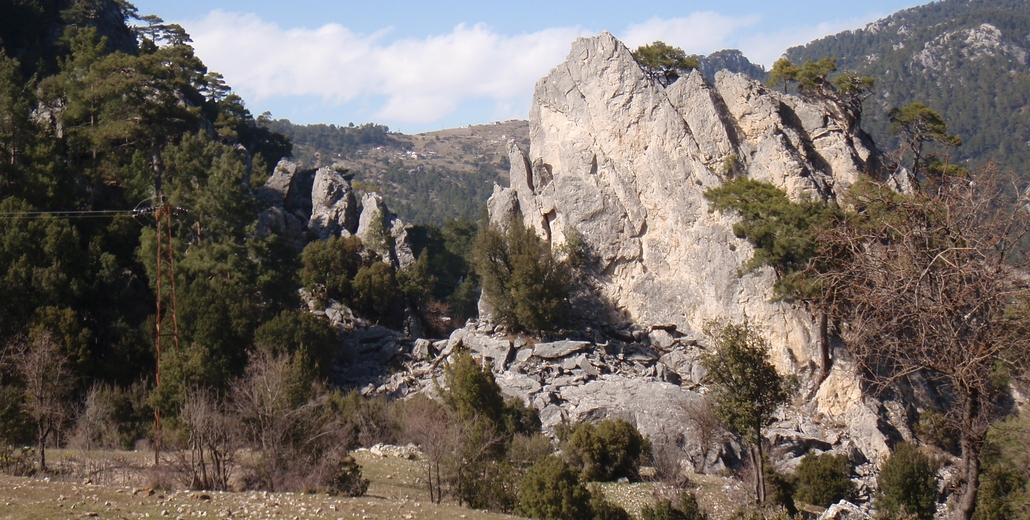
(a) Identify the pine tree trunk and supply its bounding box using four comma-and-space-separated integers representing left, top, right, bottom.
757, 442, 767, 504
749, 445, 762, 505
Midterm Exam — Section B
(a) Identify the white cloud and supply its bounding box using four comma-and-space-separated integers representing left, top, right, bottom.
187, 11, 587, 124
619, 12, 760, 56
184, 10, 885, 128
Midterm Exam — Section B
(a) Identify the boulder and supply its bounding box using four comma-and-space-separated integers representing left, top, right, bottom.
556, 375, 702, 441
254, 206, 305, 250
533, 340, 591, 359
412, 338, 434, 360
309, 166, 359, 239
819, 500, 872, 520
464, 335, 514, 371
258, 158, 297, 206
357, 193, 416, 270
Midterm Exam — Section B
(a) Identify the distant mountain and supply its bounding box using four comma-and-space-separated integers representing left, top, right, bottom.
786, 0, 1030, 177
692, 49, 766, 83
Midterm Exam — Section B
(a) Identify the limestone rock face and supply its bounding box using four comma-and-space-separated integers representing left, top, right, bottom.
357, 193, 416, 270
259, 159, 297, 207
309, 166, 359, 239
489, 32, 904, 425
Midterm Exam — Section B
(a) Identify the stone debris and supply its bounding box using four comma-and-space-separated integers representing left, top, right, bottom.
819, 500, 873, 520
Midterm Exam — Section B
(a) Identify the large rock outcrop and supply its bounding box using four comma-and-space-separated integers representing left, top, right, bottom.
309, 166, 359, 239
488, 32, 905, 458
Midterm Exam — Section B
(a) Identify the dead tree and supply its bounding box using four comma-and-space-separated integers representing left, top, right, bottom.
814, 170, 1030, 520
11, 332, 74, 473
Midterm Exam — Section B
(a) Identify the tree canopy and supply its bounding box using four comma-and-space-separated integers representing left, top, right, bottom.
631, 41, 699, 87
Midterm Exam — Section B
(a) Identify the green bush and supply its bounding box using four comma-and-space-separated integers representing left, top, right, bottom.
300, 235, 364, 304
502, 396, 542, 436
641, 492, 708, 520
973, 465, 1029, 520
254, 310, 339, 377
516, 455, 593, 520
727, 506, 796, 520
473, 217, 571, 332
973, 414, 1030, 520
440, 351, 542, 512
327, 455, 369, 496
914, 409, 957, 453
351, 261, 400, 319
765, 463, 797, 516
326, 390, 401, 447
876, 442, 938, 520
559, 418, 649, 482
642, 499, 686, 520
442, 351, 505, 426
794, 452, 855, 507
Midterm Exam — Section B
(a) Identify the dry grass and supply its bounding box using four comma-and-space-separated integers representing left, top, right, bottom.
0, 447, 755, 519
0, 449, 521, 520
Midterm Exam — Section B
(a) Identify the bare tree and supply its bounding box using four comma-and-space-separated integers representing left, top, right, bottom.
177, 386, 240, 491
400, 394, 461, 504
814, 170, 1030, 520
230, 350, 363, 495
11, 332, 74, 473
231, 350, 317, 492
683, 396, 724, 474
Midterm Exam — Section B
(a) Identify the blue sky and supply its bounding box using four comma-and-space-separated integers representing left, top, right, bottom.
131, 1, 925, 133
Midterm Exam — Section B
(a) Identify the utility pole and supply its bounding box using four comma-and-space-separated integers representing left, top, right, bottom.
138, 198, 186, 466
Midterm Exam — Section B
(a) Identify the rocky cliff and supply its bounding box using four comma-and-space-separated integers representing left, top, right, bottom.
493, 32, 891, 376
484, 32, 905, 458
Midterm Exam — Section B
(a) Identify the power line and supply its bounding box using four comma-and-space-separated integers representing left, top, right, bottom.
0, 209, 138, 219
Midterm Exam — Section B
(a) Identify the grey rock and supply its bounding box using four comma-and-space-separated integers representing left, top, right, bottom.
495, 372, 542, 403
356, 193, 416, 270
464, 335, 514, 371
487, 183, 520, 235
539, 405, 566, 430
766, 428, 835, 457
515, 347, 534, 363
255, 206, 305, 250
413, 339, 434, 360
659, 350, 696, 382
562, 355, 584, 371
690, 363, 708, 385
259, 159, 297, 206
533, 340, 591, 359
309, 166, 358, 239
648, 329, 676, 350
558, 375, 703, 442
819, 500, 871, 520
579, 356, 599, 377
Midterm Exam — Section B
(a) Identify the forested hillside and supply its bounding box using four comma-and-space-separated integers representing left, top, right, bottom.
0, 0, 477, 452
786, 0, 1030, 176
0, 0, 301, 388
